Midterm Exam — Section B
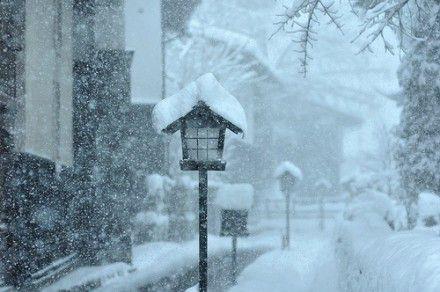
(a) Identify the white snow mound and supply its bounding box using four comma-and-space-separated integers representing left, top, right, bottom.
215, 183, 254, 210
274, 161, 303, 180
418, 191, 440, 220
152, 73, 247, 135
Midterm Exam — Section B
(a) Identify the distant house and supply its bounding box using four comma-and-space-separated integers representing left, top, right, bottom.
187, 25, 363, 204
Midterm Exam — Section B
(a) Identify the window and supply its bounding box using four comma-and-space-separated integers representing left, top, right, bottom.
184, 127, 220, 160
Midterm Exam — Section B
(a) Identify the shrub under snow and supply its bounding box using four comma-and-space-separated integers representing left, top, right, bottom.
336, 190, 440, 292
417, 191, 440, 228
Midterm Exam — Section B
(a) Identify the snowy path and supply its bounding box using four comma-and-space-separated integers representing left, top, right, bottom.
229, 233, 339, 292
44, 204, 343, 291
143, 248, 268, 291
44, 235, 275, 291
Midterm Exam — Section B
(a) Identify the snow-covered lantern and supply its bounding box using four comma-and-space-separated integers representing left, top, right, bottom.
152, 73, 246, 171
216, 184, 254, 237
275, 161, 303, 193
274, 161, 302, 249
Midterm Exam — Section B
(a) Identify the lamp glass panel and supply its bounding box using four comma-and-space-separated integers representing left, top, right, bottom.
198, 149, 208, 160
185, 128, 197, 138
197, 128, 209, 138
183, 126, 221, 161
188, 150, 198, 160
208, 139, 218, 149
207, 128, 219, 138
186, 139, 197, 149
208, 150, 219, 160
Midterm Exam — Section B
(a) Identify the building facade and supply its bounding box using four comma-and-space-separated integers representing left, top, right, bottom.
0, 0, 170, 287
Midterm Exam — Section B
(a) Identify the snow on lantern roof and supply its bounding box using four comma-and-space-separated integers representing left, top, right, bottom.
274, 161, 303, 180
215, 183, 254, 210
152, 73, 247, 135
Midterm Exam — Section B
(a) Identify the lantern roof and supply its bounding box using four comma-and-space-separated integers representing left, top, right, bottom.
274, 161, 303, 180
152, 73, 247, 135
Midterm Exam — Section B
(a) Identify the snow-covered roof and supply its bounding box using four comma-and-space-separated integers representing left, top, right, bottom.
274, 161, 303, 180
215, 183, 254, 210
152, 73, 247, 135
191, 24, 280, 80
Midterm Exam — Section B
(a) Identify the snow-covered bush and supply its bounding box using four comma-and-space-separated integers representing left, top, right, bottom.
166, 176, 198, 241
336, 216, 440, 292
336, 188, 440, 291
343, 188, 410, 231
336, 206, 440, 292
131, 174, 174, 244
132, 211, 169, 244
417, 192, 440, 228
344, 190, 395, 227
146, 174, 174, 213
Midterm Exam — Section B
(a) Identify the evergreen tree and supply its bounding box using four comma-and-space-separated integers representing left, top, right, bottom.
397, 11, 440, 200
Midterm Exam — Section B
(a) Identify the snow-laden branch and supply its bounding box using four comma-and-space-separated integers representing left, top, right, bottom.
272, 0, 343, 75
353, 0, 410, 53
166, 28, 264, 93
273, 0, 434, 73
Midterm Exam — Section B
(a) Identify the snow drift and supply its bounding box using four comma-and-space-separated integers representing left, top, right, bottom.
336, 191, 440, 292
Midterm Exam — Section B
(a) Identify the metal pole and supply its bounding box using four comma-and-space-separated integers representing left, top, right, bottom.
286, 190, 290, 249
232, 236, 238, 285
319, 195, 325, 231
199, 169, 208, 292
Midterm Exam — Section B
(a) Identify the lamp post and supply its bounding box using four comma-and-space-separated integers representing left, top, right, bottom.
275, 161, 302, 249
315, 179, 332, 231
216, 183, 253, 285
152, 73, 246, 292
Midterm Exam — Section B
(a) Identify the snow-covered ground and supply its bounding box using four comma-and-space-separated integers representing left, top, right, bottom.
44, 201, 343, 291
49, 196, 440, 292
44, 232, 276, 291
230, 233, 338, 292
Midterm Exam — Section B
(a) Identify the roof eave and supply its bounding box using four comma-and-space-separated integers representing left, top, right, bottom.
161, 106, 244, 135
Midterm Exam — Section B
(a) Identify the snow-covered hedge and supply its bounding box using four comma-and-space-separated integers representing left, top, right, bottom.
132, 211, 169, 243
417, 191, 440, 228
335, 191, 440, 292
343, 189, 407, 230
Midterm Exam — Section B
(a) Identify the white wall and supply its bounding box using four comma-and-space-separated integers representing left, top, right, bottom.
24, 0, 73, 165
125, 0, 163, 103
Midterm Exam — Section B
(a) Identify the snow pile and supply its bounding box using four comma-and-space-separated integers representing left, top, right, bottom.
336, 193, 440, 292
185, 284, 198, 292
343, 190, 395, 227
417, 191, 440, 227
133, 211, 169, 226
215, 184, 254, 210
152, 73, 247, 135
176, 175, 197, 190
44, 263, 131, 292
274, 161, 303, 180
336, 222, 440, 292
147, 174, 174, 197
